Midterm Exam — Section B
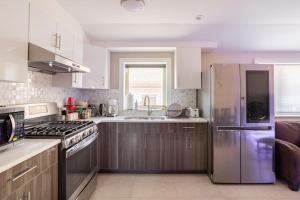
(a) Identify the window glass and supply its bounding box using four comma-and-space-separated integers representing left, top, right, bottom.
275, 64, 300, 116
125, 64, 166, 109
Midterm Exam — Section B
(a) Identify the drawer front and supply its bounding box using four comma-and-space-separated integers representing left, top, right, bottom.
176, 123, 206, 133
0, 154, 42, 199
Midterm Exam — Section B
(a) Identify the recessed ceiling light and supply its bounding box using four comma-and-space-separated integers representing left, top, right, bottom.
196, 14, 205, 21
121, 0, 145, 12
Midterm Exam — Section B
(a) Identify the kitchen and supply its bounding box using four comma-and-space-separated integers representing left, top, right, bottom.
0, 0, 300, 200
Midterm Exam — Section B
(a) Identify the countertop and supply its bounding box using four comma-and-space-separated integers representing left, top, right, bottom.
87, 116, 208, 124
0, 139, 61, 173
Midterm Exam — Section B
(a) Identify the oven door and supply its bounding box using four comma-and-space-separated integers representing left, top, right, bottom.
65, 133, 98, 200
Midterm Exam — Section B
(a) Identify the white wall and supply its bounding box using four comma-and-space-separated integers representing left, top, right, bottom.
199, 51, 300, 120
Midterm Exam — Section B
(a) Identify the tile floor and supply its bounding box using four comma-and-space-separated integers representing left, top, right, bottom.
89, 174, 299, 200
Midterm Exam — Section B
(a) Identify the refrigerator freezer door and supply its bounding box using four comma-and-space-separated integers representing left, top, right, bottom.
240, 64, 274, 127
241, 129, 275, 183
211, 64, 241, 183
213, 129, 241, 183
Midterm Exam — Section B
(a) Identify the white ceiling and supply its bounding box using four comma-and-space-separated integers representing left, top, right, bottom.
58, 0, 300, 51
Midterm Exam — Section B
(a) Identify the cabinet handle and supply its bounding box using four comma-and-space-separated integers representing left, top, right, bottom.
185, 135, 188, 149
54, 33, 58, 48
189, 136, 192, 149
183, 127, 195, 129
58, 35, 61, 50
10, 165, 37, 182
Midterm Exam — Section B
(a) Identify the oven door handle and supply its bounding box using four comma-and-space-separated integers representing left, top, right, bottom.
66, 132, 98, 158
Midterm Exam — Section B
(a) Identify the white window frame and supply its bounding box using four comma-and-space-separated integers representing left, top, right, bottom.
119, 58, 172, 110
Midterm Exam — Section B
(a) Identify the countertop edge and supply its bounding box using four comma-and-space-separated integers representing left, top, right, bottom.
0, 139, 61, 174
89, 117, 208, 124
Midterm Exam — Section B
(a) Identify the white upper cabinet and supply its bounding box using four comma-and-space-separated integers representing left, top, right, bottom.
29, 0, 57, 53
73, 34, 84, 64
56, 24, 74, 60
52, 72, 83, 88
175, 47, 202, 89
29, 0, 84, 63
82, 44, 110, 89
0, 0, 29, 83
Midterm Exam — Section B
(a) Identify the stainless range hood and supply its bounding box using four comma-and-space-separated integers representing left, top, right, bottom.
28, 43, 90, 74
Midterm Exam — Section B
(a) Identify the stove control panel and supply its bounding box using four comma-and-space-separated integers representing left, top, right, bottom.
63, 125, 98, 149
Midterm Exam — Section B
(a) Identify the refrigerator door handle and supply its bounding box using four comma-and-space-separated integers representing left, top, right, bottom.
217, 126, 272, 132
217, 126, 241, 131
240, 126, 272, 131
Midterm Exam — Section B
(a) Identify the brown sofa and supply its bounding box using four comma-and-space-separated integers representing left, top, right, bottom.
275, 121, 300, 191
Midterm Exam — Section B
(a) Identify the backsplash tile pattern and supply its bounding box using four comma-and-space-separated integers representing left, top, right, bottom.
0, 71, 196, 111
0, 71, 82, 107
82, 89, 197, 108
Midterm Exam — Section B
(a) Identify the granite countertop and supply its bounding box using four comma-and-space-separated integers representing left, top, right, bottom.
87, 116, 208, 124
0, 139, 61, 173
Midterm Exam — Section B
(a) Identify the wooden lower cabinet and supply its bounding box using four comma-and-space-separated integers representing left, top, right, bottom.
98, 123, 118, 170
98, 122, 208, 172
118, 123, 146, 170
1, 145, 58, 200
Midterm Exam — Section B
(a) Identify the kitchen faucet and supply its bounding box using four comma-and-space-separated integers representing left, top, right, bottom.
143, 95, 152, 116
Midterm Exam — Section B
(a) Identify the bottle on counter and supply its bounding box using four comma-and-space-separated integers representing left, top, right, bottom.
134, 100, 138, 110
61, 107, 67, 121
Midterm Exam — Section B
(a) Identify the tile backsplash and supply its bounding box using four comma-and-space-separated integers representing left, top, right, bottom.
82, 89, 197, 108
0, 71, 197, 112
0, 71, 81, 107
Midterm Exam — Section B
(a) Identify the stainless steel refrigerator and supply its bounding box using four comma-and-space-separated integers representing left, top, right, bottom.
209, 64, 275, 184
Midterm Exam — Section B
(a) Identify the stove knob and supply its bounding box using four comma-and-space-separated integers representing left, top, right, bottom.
70, 138, 75, 145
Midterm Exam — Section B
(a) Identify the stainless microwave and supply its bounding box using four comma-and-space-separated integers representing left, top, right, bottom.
0, 107, 25, 149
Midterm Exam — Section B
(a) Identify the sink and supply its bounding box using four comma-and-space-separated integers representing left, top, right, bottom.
124, 116, 149, 120
124, 116, 167, 120
149, 116, 167, 120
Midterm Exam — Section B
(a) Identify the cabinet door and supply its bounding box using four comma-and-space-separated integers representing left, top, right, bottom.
99, 123, 118, 170
118, 123, 146, 170
161, 131, 177, 170
29, 0, 57, 53
145, 132, 163, 170
83, 44, 110, 89
72, 73, 83, 88
56, 24, 74, 60
175, 47, 202, 89
0, 0, 28, 82
175, 124, 207, 171
73, 34, 84, 64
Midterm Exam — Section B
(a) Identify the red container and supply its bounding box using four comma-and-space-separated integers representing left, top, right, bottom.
67, 97, 73, 105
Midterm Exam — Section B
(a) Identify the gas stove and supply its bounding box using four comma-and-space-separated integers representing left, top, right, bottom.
17, 102, 98, 200
25, 120, 97, 149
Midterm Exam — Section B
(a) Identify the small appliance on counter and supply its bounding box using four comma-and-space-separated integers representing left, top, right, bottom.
0, 106, 25, 150
106, 99, 118, 117
185, 107, 200, 118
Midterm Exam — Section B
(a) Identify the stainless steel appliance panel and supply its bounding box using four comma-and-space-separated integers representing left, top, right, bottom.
65, 133, 97, 200
213, 129, 241, 183
241, 129, 275, 183
211, 64, 241, 183
240, 64, 274, 128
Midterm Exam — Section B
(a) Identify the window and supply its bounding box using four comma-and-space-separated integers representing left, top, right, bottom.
275, 64, 300, 116
124, 64, 167, 110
